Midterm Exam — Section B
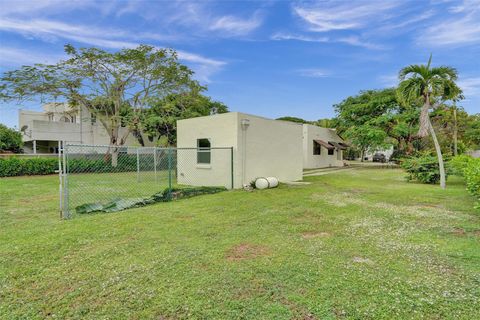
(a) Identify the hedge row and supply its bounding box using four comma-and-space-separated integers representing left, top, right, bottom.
0, 157, 58, 177
0, 155, 175, 177
450, 155, 480, 208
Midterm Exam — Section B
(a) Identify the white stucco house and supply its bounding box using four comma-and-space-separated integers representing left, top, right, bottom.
302, 124, 347, 169
176, 112, 303, 189
19, 103, 142, 153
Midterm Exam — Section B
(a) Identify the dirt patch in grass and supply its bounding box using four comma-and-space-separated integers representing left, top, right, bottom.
352, 256, 373, 264
415, 202, 443, 209
226, 243, 269, 261
174, 215, 194, 221
452, 227, 466, 236
301, 232, 331, 239
279, 297, 317, 320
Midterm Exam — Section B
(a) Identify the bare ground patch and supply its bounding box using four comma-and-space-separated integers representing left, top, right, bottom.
301, 232, 331, 239
226, 243, 269, 261
451, 227, 466, 236
352, 256, 374, 264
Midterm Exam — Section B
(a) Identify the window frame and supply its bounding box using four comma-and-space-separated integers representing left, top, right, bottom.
313, 140, 321, 155
197, 138, 211, 164
328, 148, 335, 156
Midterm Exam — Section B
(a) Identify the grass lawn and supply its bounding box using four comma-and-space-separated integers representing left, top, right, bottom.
1, 169, 479, 319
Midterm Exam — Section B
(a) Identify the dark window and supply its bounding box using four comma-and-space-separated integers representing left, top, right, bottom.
313, 141, 321, 155
197, 138, 211, 164
328, 148, 335, 155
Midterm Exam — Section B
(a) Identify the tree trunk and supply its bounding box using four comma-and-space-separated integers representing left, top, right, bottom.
360, 149, 365, 162
427, 118, 446, 189
111, 147, 119, 167
418, 102, 430, 137
453, 108, 458, 156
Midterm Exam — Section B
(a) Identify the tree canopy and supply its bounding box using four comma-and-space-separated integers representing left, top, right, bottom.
142, 93, 228, 146
0, 44, 201, 162
0, 125, 23, 153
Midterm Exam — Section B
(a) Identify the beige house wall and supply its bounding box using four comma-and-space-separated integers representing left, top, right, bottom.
176, 112, 303, 189
238, 113, 303, 186
302, 124, 345, 169
19, 103, 146, 153
176, 113, 237, 189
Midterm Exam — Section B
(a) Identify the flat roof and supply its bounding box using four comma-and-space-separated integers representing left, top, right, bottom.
177, 111, 303, 126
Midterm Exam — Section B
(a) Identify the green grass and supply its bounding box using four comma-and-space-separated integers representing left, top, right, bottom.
1, 169, 479, 319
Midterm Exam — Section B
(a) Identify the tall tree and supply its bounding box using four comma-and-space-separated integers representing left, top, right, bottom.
143, 92, 228, 146
334, 88, 400, 159
343, 125, 389, 161
397, 55, 462, 189
0, 44, 200, 165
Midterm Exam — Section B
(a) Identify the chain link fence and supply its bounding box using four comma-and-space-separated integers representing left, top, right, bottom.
60, 144, 233, 218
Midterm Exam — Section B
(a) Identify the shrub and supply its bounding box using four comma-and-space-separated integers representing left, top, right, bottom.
451, 155, 480, 208
0, 124, 23, 153
0, 155, 167, 177
0, 157, 58, 177
449, 154, 476, 177
401, 154, 447, 184
464, 160, 480, 208
389, 149, 407, 164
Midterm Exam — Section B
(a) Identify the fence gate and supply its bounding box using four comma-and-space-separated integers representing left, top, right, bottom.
59, 144, 234, 219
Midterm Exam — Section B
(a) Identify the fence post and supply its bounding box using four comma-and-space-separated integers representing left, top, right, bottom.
58, 141, 62, 219
154, 147, 157, 183
168, 148, 172, 199
63, 143, 70, 219
136, 148, 140, 182
230, 147, 234, 189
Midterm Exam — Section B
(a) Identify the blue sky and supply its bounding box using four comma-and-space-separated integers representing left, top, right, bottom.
0, 0, 479, 128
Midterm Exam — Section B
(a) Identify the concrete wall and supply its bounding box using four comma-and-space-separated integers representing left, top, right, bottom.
176, 113, 237, 189
238, 113, 303, 186
302, 124, 344, 169
176, 112, 304, 189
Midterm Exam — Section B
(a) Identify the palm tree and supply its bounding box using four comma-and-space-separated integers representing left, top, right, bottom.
397, 55, 462, 189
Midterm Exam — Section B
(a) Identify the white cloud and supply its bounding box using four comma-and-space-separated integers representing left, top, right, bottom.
0, 18, 226, 82
271, 32, 329, 42
0, 47, 65, 66
293, 1, 401, 32
458, 77, 480, 97
271, 32, 384, 49
0, 0, 117, 19
336, 36, 386, 50
209, 12, 263, 36
297, 68, 330, 78
419, 2, 480, 46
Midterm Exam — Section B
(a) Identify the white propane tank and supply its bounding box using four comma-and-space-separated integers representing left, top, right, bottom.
255, 177, 279, 189
266, 177, 279, 188
255, 178, 269, 189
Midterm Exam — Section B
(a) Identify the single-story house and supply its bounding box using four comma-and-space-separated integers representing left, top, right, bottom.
176, 112, 303, 189
302, 124, 347, 169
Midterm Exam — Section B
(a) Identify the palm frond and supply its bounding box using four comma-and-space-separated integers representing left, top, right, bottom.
430, 66, 458, 80
397, 77, 424, 104
398, 64, 430, 81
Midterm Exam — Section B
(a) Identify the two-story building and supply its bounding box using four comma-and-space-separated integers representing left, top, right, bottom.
19, 103, 141, 153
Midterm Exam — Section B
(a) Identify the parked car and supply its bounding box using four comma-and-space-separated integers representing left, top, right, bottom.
372, 153, 386, 163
